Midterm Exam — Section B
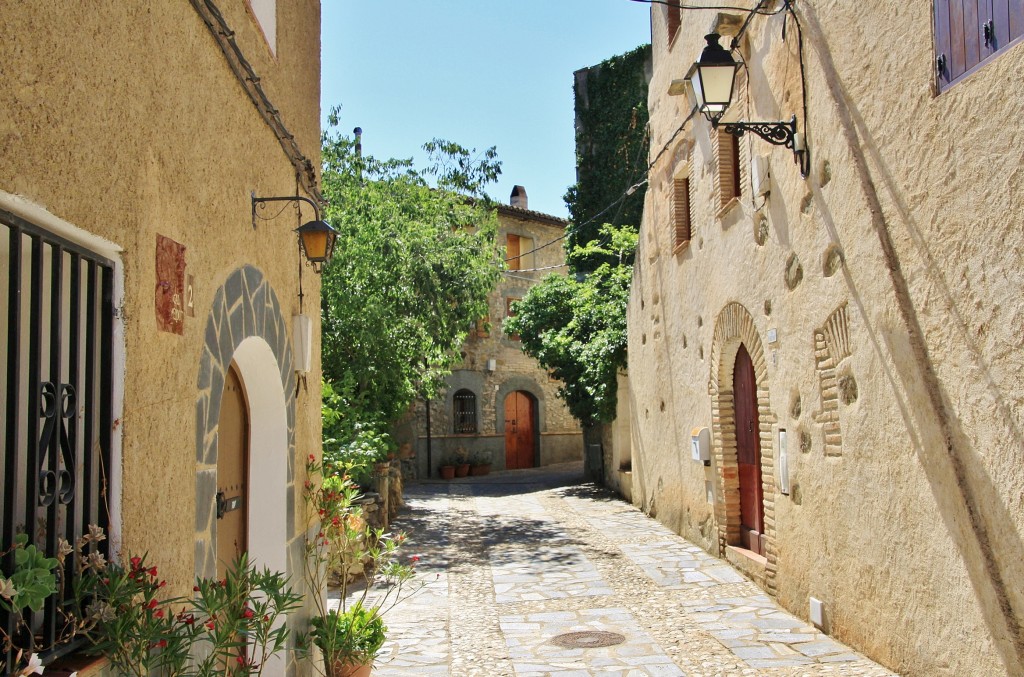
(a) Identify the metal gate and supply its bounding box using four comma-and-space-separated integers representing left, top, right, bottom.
1, 210, 114, 666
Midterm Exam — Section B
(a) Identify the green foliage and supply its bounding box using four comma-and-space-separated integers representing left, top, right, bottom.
325, 418, 394, 488
303, 457, 421, 672
0, 534, 58, 614
310, 603, 386, 666
75, 549, 302, 676
320, 110, 503, 431
505, 225, 637, 425
564, 44, 650, 272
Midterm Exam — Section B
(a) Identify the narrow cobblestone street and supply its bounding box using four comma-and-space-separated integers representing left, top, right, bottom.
340, 463, 897, 677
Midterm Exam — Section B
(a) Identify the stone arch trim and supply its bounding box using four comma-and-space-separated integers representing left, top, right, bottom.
708, 301, 779, 593
194, 265, 296, 579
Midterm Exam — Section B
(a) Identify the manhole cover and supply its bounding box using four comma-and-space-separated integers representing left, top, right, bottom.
550, 631, 626, 648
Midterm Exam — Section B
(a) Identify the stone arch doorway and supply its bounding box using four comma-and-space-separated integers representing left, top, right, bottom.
195, 266, 295, 582
709, 302, 777, 590
504, 390, 537, 469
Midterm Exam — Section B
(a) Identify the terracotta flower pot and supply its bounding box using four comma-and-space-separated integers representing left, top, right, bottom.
326, 658, 373, 677
439, 465, 455, 480
470, 464, 491, 476
455, 463, 470, 477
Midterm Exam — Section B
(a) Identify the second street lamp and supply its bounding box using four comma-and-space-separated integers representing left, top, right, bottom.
673, 33, 809, 178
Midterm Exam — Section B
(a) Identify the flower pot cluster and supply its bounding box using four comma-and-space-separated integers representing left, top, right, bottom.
439, 447, 493, 479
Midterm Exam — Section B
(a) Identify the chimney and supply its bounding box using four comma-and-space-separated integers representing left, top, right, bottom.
510, 185, 528, 210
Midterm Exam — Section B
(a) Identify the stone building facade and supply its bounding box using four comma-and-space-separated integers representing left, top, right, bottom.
629, 3, 1024, 676
408, 188, 583, 478
1, 3, 323, 673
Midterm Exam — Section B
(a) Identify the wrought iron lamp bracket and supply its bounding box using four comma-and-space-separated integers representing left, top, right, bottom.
251, 192, 322, 230
713, 115, 810, 178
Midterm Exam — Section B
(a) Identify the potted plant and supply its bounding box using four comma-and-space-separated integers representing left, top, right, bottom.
453, 446, 470, 478
304, 456, 420, 676
470, 450, 493, 476
438, 458, 456, 480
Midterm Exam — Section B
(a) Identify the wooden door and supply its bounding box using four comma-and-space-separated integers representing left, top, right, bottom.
216, 364, 249, 577
504, 391, 535, 469
734, 345, 765, 555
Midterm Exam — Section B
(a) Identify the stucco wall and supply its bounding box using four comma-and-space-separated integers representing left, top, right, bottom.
1, 4, 322, 671
631, 3, 1024, 676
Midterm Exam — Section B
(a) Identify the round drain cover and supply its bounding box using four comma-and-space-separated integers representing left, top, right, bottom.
551, 631, 626, 648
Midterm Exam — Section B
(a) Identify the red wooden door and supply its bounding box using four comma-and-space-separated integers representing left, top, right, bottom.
504, 391, 535, 469
734, 344, 765, 555
217, 364, 249, 577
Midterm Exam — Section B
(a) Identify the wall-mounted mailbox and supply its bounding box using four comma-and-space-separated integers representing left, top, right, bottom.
691, 427, 711, 465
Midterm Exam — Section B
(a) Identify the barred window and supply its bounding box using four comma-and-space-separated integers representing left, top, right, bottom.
453, 389, 477, 434
1, 211, 115, 666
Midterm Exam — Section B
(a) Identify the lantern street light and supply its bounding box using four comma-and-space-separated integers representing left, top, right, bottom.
674, 33, 809, 178
251, 192, 338, 273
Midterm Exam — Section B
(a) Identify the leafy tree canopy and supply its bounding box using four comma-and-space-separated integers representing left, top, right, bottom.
505, 225, 637, 425
320, 110, 503, 440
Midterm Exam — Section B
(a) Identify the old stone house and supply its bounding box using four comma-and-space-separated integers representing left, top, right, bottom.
629, 2, 1024, 675
409, 187, 583, 478
1, 2, 323, 673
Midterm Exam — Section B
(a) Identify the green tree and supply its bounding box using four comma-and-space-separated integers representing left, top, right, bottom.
319, 113, 503, 440
505, 225, 637, 425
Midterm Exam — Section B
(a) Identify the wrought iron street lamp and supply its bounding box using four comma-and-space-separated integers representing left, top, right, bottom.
251, 192, 338, 272
679, 33, 809, 178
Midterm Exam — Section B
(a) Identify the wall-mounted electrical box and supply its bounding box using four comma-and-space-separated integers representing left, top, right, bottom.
778, 428, 790, 495
691, 427, 711, 465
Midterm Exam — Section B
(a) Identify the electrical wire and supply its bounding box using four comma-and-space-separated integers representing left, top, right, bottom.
627, 0, 779, 13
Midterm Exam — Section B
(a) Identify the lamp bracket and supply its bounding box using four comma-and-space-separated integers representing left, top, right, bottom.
251, 192, 322, 230
714, 115, 809, 178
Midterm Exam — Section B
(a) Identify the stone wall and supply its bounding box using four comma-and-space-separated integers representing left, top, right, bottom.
407, 207, 584, 477
629, 3, 1024, 676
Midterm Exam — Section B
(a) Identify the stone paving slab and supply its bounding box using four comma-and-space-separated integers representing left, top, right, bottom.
329, 465, 897, 676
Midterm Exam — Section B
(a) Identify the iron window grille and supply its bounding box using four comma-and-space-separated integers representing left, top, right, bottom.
2, 210, 114, 667
453, 389, 478, 434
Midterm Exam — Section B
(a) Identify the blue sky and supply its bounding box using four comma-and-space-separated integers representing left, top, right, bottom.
321, 1, 652, 218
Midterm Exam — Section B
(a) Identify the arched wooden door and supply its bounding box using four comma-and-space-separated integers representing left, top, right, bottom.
504, 391, 536, 469
216, 364, 249, 577
734, 344, 765, 555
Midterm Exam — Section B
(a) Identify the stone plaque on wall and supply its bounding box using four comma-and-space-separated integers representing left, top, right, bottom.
155, 234, 186, 334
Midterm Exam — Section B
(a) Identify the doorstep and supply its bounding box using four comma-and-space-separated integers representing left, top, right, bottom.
725, 544, 767, 587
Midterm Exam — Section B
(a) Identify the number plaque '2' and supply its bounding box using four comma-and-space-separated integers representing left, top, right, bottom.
38, 381, 77, 507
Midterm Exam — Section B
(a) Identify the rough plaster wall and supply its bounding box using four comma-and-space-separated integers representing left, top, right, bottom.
0, 0, 323, 618
630, 2, 1023, 675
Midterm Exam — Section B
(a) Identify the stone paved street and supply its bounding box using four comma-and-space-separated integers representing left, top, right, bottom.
340, 463, 897, 677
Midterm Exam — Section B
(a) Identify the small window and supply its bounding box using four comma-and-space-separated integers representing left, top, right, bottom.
247, 0, 277, 55
453, 389, 477, 434
506, 234, 534, 271
666, 0, 682, 44
505, 297, 521, 341
716, 129, 742, 209
673, 174, 692, 250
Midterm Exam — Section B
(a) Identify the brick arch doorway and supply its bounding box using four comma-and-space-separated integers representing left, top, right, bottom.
709, 302, 778, 591
504, 390, 537, 469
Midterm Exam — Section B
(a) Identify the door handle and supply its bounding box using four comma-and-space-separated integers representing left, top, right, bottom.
215, 492, 243, 519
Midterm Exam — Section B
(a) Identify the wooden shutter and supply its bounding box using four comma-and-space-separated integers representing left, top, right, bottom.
507, 233, 521, 271
666, 1, 682, 42
935, 0, 1021, 90
673, 176, 691, 249
716, 129, 741, 209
